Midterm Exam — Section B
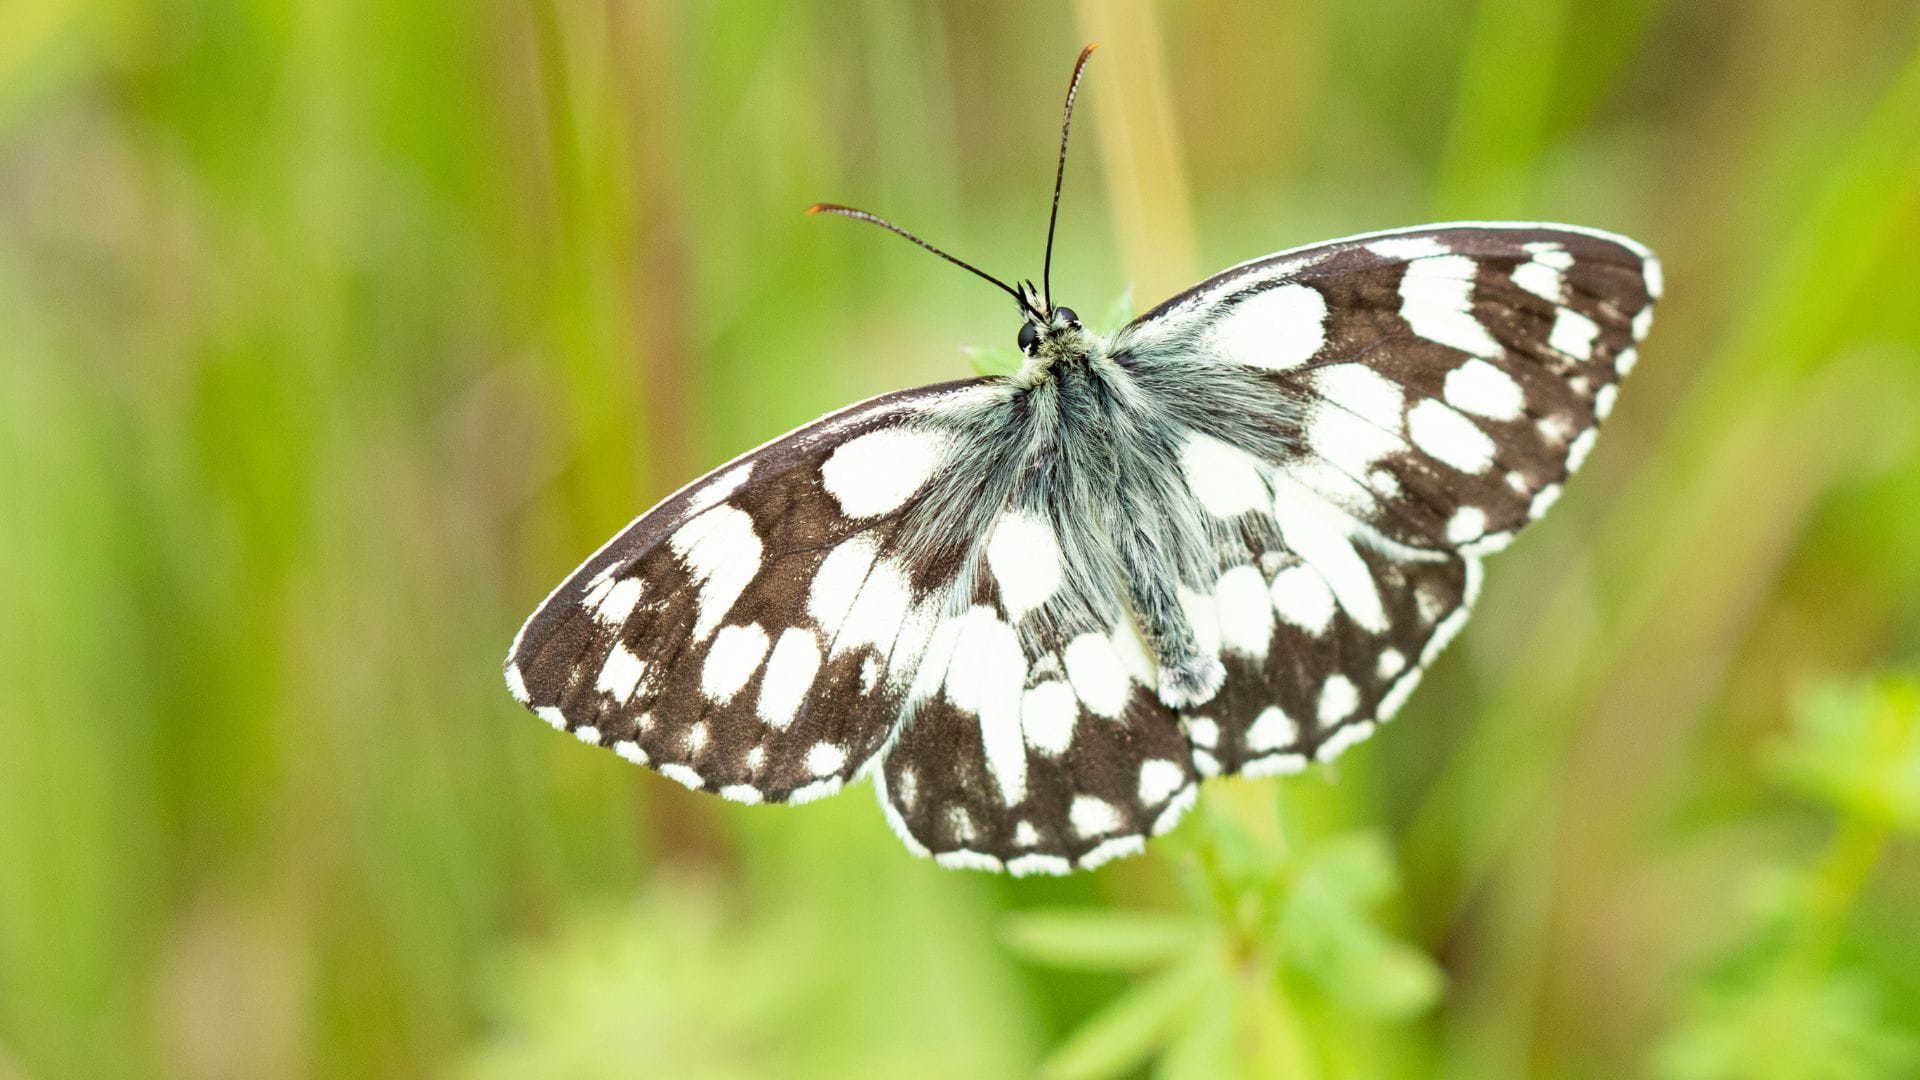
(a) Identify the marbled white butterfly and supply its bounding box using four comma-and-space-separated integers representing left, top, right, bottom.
505, 46, 1660, 875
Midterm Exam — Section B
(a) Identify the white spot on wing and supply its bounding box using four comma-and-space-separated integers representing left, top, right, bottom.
1367, 236, 1449, 259
1245, 706, 1299, 753
1110, 619, 1157, 685
756, 628, 821, 729
1318, 674, 1360, 724
1443, 359, 1526, 421
819, 426, 948, 518
1307, 363, 1407, 482
613, 740, 647, 765
669, 505, 763, 642
1317, 721, 1376, 762
1270, 564, 1336, 634
1179, 434, 1270, 517
1242, 753, 1309, 778
789, 777, 843, 804
1184, 716, 1219, 749
1177, 587, 1223, 659
1510, 256, 1565, 302
807, 535, 878, 637
1008, 853, 1071, 877
1379, 667, 1424, 721
1080, 835, 1146, 870
701, 623, 770, 704
1153, 785, 1197, 835
1314, 363, 1406, 429
1021, 681, 1078, 756
1594, 383, 1619, 420
1069, 795, 1124, 839
1064, 633, 1131, 719
832, 557, 910, 658
1399, 254, 1502, 357
719, 784, 762, 804
504, 662, 530, 703
1138, 759, 1185, 806
946, 805, 977, 844
1213, 566, 1275, 659
1548, 307, 1600, 361
1566, 428, 1599, 473
658, 763, 704, 790
986, 511, 1063, 621
804, 741, 847, 777
686, 462, 755, 517
590, 577, 644, 625
1308, 404, 1402, 482
1377, 648, 1408, 679
1446, 505, 1487, 544
596, 642, 650, 704
943, 608, 1028, 807
885, 594, 942, 691
1408, 399, 1497, 473
1528, 484, 1563, 519
1271, 474, 1388, 633
1211, 283, 1327, 370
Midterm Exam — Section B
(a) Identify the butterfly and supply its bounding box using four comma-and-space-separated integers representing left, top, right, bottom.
504, 45, 1659, 875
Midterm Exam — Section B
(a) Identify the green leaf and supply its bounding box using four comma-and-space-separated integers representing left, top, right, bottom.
1096, 287, 1136, 335
1003, 909, 1209, 972
1037, 951, 1220, 1080
1656, 969, 1920, 1080
1153, 979, 1236, 1080
1275, 832, 1444, 1019
1770, 675, 1920, 830
962, 343, 1022, 377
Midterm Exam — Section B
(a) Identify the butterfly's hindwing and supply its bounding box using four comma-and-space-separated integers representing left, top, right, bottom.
873, 594, 1200, 875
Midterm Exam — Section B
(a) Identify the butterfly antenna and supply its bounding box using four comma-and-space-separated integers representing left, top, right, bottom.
1042, 43, 1098, 313
806, 203, 1042, 318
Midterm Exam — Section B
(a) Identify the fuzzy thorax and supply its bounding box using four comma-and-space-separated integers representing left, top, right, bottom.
896, 300, 1248, 713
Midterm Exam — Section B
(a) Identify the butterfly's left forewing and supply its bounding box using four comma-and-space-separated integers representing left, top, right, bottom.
1118, 222, 1658, 775
507, 379, 997, 805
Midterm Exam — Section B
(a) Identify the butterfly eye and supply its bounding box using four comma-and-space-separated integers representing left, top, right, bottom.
1054, 307, 1079, 326
1018, 322, 1040, 352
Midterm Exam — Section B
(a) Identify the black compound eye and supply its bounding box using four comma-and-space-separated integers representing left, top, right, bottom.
1054, 306, 1079, 325
1017, 321, 1039, 352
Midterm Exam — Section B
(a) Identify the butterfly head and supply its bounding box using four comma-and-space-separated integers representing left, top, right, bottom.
1016, 280, 1086, 360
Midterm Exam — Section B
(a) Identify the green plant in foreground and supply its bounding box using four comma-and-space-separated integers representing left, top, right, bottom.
1005, 782, 1442, 1079
1656, 675, 1920, 1080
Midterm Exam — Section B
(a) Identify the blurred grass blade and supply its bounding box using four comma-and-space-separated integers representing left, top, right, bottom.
1038, 951, 1219, 1080
1431, 0, 1568, 215
1003, 909, 1208, 972
1153, 978, 1235, 1080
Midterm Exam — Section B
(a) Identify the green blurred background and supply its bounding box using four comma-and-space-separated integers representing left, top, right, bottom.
4, 1, 1919, 1077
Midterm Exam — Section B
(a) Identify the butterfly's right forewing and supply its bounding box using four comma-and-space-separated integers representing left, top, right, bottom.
1116, 222, 1658, 779
1123, 224, 1658, 555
